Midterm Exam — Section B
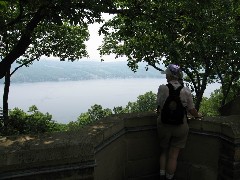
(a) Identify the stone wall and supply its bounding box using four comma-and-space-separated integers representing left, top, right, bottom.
0, 113, 240, 180
93, 113, 159, 180
219, 96, 240, 116
181, 115, 240, 180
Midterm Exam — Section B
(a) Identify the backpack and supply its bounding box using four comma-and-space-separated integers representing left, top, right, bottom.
161, 83, 186, 125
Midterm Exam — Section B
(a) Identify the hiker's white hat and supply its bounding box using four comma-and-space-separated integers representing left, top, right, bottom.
161, 64, 183, 79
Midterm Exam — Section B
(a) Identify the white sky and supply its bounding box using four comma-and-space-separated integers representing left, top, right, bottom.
85, 13, 126, 62
43, 14, 126, 62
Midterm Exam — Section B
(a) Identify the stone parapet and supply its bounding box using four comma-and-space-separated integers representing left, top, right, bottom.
0, 130, 96, 179
185, 115, 240, 180
219, 96, 240, 116
0, 113, 240, 180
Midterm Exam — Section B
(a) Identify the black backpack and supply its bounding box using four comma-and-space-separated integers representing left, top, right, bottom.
161, 83, 186, 125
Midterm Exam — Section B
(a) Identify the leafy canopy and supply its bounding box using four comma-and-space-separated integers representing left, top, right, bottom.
0, 105, 65, 136
99, 0, 240, 109
0, 0, 119, 78
68, 91, 157, 130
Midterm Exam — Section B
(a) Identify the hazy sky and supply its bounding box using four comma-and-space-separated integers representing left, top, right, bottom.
43, 14, 125, 62
85, 14, 127, 62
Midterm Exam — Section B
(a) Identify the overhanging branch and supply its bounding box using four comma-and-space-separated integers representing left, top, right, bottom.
0, 5, 47, 79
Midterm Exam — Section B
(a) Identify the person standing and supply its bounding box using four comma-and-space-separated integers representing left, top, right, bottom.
156, 64, 201, 180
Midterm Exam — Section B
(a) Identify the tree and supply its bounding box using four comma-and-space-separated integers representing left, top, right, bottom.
123, 91, 157, 113
0, 105, 65, 136
199, 95, 221, 117
198, 84, 240, 117
0, 0, 120, 126
71, 104, 112, 129
2, 59, 36, 126
0, 0, 121, 78
99, 0, 240, 109
68, 91, 157, 129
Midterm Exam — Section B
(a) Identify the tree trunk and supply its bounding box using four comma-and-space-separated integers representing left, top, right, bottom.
195, 75, 208, 111
195, 91, 204, 111
3, 68, 11, 127
221, 76, 235, 107
0, 6, 46, 79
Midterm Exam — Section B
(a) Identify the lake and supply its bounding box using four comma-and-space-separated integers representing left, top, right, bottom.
0, 78, 220, 124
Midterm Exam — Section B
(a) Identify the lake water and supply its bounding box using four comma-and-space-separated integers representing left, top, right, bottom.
0, 78, 220, 124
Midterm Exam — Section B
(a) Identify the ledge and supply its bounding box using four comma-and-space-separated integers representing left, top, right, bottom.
189, 115, 240, 143
0, 130, 95, 178
1, 112, 240, 179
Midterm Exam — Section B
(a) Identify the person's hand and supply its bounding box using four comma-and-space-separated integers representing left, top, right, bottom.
155, 109, 160, 115
195, 112, 203, 119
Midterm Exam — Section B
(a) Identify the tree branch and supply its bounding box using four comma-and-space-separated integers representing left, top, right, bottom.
10, 58, 37, 76
148, 62, 163, 72
0, 5, 47, 79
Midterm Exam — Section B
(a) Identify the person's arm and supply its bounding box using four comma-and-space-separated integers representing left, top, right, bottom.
188, 108, 202, 118
156, 85, 168, 115
184, 87, 202, 118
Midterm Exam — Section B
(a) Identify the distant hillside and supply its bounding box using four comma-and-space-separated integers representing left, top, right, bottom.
1, 60, 164, 83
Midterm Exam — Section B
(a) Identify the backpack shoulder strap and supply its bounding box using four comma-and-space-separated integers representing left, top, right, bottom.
175, 86, 183, 96
166, 83, 174, 92
166, 83, 183, 96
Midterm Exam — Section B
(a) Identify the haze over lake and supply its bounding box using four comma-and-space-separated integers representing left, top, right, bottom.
0, 78, 220, 124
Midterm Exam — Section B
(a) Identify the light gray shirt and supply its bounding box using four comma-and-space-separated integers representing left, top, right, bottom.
156, 80, 195, 111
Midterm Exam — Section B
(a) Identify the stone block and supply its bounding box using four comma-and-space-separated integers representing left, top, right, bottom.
177, 162, 217, 180
123, 112, 157, 128
180, 133, 220, 169
234, 148, 240, 161
188, 164, 217, 180
188, 118, 202, 130
176, 161, 191, 180
94, 137, 126, 180
126, 131, 159, 161
219, 96, 240, 116
202, 120, 221, 134
126, 157, 159, 178
87, 120, 124, 146
221, 124, 235, 139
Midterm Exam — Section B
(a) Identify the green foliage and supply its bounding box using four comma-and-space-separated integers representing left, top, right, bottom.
221, 80, 240, 106
0, 87, 230, 135
199, 96, 221, 117
69, 91, 157, 129
199, 87, 235, 117
66, 121, 80, 131
100, 0, 240, 109
113, 106, 127, 114
0, 1, 7, 10
67, 104, 113, 130
0, 91, 158, 134
0, 105, 67, 136
87, 104, 112, 122
124, 91, 157, 113
0, 0, 119, 78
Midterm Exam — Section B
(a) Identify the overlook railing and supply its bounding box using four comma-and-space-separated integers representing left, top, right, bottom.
0, 113, 240, 180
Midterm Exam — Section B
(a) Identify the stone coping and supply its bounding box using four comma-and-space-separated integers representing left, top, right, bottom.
0, 112, 155, 175
189, 115, 240, 141
0, 112, 240, 176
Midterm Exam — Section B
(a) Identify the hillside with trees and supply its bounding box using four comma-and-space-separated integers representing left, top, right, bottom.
1, 60, 163, 83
